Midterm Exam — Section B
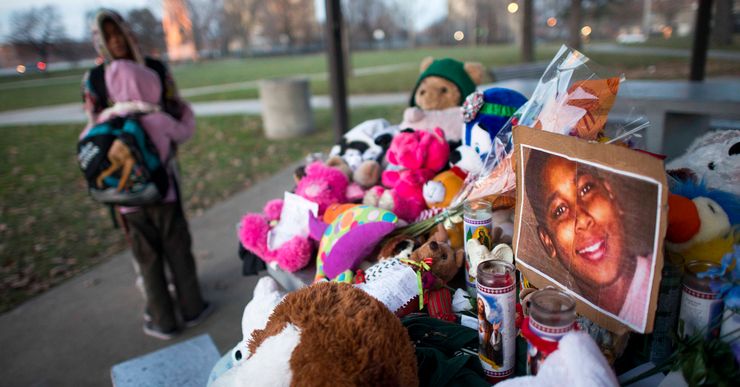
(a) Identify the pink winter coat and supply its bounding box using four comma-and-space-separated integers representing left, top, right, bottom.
79, 59, 195, 212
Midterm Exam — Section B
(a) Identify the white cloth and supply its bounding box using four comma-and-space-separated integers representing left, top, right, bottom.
97, 100, 160, 122
496, 331, 618, 387
618, 255, 651, 330
356, 259, 419, 314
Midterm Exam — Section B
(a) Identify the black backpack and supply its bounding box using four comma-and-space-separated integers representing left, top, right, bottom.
77, 115, 169, 206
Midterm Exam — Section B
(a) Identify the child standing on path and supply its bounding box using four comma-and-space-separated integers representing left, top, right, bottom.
80, 10, 211, 340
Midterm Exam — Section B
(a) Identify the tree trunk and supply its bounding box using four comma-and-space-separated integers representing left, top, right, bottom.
569, 0, 583, 51
713, 0, 733, 46
521, 0, 534, 62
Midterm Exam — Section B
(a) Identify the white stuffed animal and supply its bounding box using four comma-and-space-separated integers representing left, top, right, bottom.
666, 129, 740, 196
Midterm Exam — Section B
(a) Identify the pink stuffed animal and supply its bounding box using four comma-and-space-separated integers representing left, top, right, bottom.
364, 168, 436, 224
238, 199, 315, 272
385, 127, 450, 173
295, 161, 349, 215
364, 128, 449, 222
238, 161, 351, 272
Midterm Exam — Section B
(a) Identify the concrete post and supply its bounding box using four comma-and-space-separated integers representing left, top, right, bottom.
258, 78, 315, 139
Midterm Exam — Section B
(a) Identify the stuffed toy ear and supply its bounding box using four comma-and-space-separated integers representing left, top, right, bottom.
419, 56, 435, 73
455, 249, 465, 268
464, 62, 486, 85
431, 223, 449, 243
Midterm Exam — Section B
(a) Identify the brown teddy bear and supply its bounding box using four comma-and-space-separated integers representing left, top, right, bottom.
404, 57, 485, 142
246, 281, 419, 387
409, 57, 486, 110
409, 224, 464, 322
410, 223, 465, 287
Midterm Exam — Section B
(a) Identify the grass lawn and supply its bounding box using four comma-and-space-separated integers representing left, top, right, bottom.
620, 35, 740, 51
3, 43, 739, 111
0, 104, 405, 313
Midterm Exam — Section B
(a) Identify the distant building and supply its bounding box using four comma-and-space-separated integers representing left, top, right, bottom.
162, 0, 198, 61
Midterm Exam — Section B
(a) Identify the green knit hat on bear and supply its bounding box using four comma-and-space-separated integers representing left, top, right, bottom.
409, 58, 477, 107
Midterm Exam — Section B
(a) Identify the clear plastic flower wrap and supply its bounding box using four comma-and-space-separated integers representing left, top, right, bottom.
453, 45, 650, 205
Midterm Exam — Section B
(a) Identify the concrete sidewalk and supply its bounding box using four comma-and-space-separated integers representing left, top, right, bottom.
0, 162, 300, 386
0, 93, 408, 127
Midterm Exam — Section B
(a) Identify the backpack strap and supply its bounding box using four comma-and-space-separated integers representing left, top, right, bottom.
144, 58, 169, 111
88, 64, 109, 112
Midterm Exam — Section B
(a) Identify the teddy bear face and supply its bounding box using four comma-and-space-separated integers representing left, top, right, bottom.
414, 76, 462, 111
295, 162, 348, 215
411, 238, 463, 285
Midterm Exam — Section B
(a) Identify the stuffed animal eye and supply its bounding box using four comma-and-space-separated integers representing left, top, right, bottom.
707, 202, 716, 214
234, 349, 242, 361
420, 90, 426, 96
441, 87, 448, 94
708, 161, 715, 170
429, 241, 438, 250
729, 142, 739, 156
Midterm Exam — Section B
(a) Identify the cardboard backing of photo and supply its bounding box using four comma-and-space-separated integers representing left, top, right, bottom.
512, 125, 667, 334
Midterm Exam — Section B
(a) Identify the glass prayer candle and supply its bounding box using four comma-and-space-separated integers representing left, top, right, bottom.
464, 199, 493, 298
679, 260, 723, 339
525, 288, 576, 375
477, 260, 515, 383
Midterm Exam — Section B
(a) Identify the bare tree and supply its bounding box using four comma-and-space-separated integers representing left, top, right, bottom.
652, 0, 689, 33
343, 0, 398, 48
521, 0, 534, 62
261, 0, 318, 47
185, 0, 225, 54
8, 5, 67, 64
713, 0, 733, 46
568, 0, 583, 50
223, 0, 262, 52
127, 8, 167, 56
389, 0, 422, 47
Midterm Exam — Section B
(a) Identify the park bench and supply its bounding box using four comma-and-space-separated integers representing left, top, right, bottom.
480, 78, 740, 159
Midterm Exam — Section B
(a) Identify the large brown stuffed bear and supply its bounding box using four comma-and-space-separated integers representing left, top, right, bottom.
248, 282, 419, 387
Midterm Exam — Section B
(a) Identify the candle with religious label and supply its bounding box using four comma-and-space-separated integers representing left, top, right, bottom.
476, 260, 515, 383
679, 260, 724, 339
465, 199, 493, 298
524, 288, 576, 375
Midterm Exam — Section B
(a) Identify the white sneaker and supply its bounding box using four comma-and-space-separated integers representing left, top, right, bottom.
143, 322, 178, 340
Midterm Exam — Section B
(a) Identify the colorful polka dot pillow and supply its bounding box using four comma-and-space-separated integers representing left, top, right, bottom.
310, 205, 398, 281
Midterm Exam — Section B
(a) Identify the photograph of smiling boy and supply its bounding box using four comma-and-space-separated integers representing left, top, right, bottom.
518, 147, 659, 330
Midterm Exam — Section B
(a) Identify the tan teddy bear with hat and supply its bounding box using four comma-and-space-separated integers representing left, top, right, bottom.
402, 57, 486, 142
